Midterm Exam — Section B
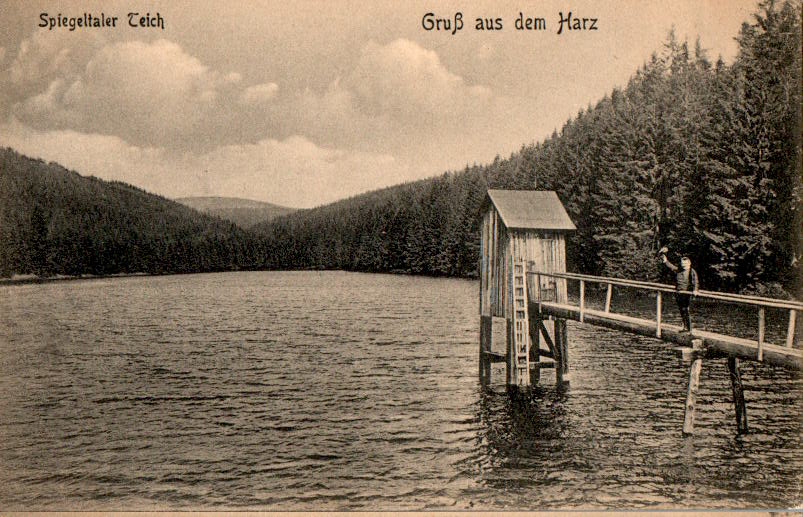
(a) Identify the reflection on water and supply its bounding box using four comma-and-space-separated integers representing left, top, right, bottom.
0, 271, 800, 510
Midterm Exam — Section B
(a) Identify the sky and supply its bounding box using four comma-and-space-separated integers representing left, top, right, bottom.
0, 0, 759, 208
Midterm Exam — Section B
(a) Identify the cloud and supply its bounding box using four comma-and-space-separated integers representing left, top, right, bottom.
240, 82, 279, 105
2, 33, 544, 205
345, 39, 492, 120
6, 36, 283, 151
0, 120, 413, 208
12, 39, 226, 147
6, 30, 105, 88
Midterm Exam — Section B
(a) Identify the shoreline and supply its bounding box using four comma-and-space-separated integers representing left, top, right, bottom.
0, 271, 152, 286
0, 269, 795, 300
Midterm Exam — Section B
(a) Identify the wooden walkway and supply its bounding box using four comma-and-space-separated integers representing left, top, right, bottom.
518, 267, 802, 434
537, 302, 802, 370
527, 270, 802, 371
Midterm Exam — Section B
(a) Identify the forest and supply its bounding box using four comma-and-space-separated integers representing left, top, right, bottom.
1, 0, 800, 295
254, 0, 802, 295
0, 148, 264, 277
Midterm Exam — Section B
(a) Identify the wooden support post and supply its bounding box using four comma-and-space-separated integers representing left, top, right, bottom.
656, 291, 663, 338
558, 319, 569, 384
757, 307, 765, 362
554, 319, 564, 385
682, 340, 704, 435
529, 316, 541, 385
728, 357, 748, 434
506, 318, 514, 387
604, 283, 612, 313
579, 280, 585, 323
538, 318, 556, 358
479, 315, 493, 385
787, 309, 797, 348
536, 274, 542, 313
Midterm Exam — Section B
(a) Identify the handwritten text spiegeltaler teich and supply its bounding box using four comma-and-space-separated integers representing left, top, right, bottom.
39, 12, 165, 31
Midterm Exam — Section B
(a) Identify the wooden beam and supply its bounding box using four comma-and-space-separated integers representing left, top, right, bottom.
529, 313, 540, 385
537, 318, 556, 355
538, 348, 555, 359
538, 302, 803, 370
728, 357, 748, 434
579, 280, 585, 323
554, 319, 564, 385
656, 291, 662, 338
787, 309, 796, 348
683, 353, 703, 435
506, 318, 514, 386
557, 319, 569, 377
480, 315, 493, 382
758, 307, 765, 362
604, 283, 612, 313
482, 350, 507, 363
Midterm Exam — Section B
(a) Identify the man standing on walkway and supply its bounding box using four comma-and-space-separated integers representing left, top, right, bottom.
659, 247, 699, 333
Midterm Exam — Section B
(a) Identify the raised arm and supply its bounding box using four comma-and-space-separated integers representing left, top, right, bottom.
661, 254, 678, 272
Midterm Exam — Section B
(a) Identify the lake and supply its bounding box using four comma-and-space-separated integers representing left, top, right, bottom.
0, 270, 800, 510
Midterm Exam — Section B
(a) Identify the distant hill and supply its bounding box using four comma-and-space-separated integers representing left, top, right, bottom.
176, 196, 296, 228
251, 0, 802, 292
0, 148, 262, 277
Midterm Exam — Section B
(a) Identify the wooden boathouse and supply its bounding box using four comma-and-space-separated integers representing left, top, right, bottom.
477, 189, 802, 435
478, 189, 575, 388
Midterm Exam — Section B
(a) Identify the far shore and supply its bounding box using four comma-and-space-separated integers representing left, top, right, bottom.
0, 272, 152, 286
0, 269, 797, 301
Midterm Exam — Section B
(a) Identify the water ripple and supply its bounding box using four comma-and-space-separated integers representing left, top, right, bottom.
0, 271, 800, 510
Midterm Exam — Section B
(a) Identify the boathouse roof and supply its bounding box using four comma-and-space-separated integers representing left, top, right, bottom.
485, 190, 576, 231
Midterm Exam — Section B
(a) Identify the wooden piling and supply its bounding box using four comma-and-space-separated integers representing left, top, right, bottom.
757, 307, 765, 362
656, 291, 663, 338
683, 339, 704, 435
556, 319, 569, 383
529, 312, 541, 385
728, 357, 748, 434
480, 315, 493, 384
549, 319, 569, 385
506, 318, 514, 387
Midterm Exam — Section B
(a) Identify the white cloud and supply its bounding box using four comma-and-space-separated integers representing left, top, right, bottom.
240, 82, 279, 105
1, 34, 543, 205
7, 30, 105, 90
6, 36, 285, 150
344, 38, 493, 121
14, 39, 222, 146
0, 120, 414, 208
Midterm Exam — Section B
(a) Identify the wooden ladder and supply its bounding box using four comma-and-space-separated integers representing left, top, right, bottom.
512, 262, 530, 386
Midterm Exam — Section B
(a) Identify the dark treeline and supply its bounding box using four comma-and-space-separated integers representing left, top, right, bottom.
0, 148, 264, 277
1, 1, 799, 294
254, 0, 801, 294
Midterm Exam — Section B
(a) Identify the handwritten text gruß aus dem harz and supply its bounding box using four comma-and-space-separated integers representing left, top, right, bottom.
421, 12, 598, 35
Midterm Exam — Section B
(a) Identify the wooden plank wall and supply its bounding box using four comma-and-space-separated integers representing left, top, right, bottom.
512, 230, 568, 307
479, 208, 501, 317
480, 208, 569, 319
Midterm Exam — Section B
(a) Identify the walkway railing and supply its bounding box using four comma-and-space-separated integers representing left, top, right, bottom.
527, 267, 801, 362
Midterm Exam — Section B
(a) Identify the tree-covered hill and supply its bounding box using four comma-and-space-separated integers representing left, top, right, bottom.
1, 0, 798, 294
0, 148, 262, 277
254, 0, 801, 294
175, 196, 296, 229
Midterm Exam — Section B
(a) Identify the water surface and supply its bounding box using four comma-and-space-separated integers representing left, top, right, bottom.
0, 271, 800, 510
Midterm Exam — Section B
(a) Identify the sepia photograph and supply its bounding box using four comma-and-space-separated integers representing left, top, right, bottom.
0, 0, 801, 511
